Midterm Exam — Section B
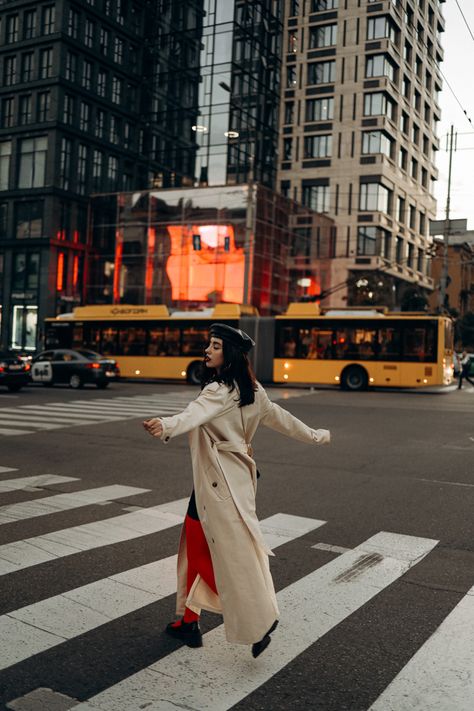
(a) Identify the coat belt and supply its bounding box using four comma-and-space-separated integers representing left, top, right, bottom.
213, 440, 253, 456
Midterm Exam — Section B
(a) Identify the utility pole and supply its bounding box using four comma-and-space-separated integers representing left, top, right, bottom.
439, 125, 456, 312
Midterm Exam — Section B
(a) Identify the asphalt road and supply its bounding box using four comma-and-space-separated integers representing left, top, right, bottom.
0, 380, 473, 711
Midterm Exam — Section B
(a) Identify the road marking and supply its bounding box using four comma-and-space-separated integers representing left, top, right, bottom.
414, 478, 474, 489
369, 584, 474, 711
73, 531, 438, 711
0, 498, 189, 575
312, 542, 351, 554
0, 466, 18, 474
0, 485, 149, 525
0, 427, 34, 436
0, 513, 325, 670
0, 419, 64, 431
0, 475, 78, 493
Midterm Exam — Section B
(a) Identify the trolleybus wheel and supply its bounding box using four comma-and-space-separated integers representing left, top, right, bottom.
341, 365, 368, 391
187, 361, 202, 385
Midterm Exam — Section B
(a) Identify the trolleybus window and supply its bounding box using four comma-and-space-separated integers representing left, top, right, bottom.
118, 326, 146, 356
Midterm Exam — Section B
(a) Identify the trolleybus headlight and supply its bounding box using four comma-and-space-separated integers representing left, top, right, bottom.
335, 375, 340, 381
283, 374, 289, 380
181, 370, 186, 376
369, 377, 374, 383
135, 369, 140, 375
284, 362, 290, 369
423, 378, 428, 384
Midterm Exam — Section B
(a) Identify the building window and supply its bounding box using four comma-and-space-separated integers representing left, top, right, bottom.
111, 77, 122, 104
397, 196, 406, 223
99, 28, 109, 56
4, 56, 17, 86
367, 17, 395, 43
308, 61, 336, 85
60, 138, 72, 190
0, 142, 12, 191
65, 52, 77, 82
107, 155, 118, 189
289, 0, 300, 15
42, 6, 55, 35
82, 60, 92, 90
363, 92, 393, 119
114, 37, 124, 64
304, 134, 332, 158
68, 9, 79, 39
109, 115, 120, 144
409, 205, 416, 229
63, 94, 74, 124
407, 242, 414, 269
124, 122, 133, 149
12, 253, 40, 292
77, 144, 87, 195
309, 24, 337, 49
0, 203, 8, 239
311, 0, 338, 10
359, 183, 390, 213
305, 97, 334, 122
18, 137, 47, 188
396, 236, 404, 264
85, 19, 95, 48
417, 250, 424, 273
97, 69, 107, 97
302, 184, 330, 213
400, 111, 409, 135
18, 95, 32, 125
2, 98, 14, 129
79, 102, 90, 132
284, 102, 294, 124
365, 54, 394, 81
15, 201, 43, 239
95, 109, 105, 138
24, 10, 37, 39
92, 149, 103, 189
288, 31, 298, 53
361, 131, 393, 158
357, 226, 378, 256
21, 53, 34, 83
37, 92, 51, 122
6, 14, 19, 43
287, 65, 297, 87
283, 137, 292, 160
411, 158, 418, 180
39, 48, 53, 79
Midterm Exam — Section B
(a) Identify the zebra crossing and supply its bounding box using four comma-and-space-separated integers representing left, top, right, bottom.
0, 388, 307, 437
0, 471, 472, 710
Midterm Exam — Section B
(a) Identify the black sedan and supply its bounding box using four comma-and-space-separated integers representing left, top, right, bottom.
31, 349, 120, 389
0, 351, 31, 392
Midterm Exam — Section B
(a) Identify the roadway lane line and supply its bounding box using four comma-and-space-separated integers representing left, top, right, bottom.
0, 467, 18, 473
0, 418, 67, 431
0, 427, 34, 436
0, 498, 189, 575
368, 584, 474, 711
0, 513, 326, 670
0, 485, 150, 525
74, 531, 438, 711
0, 475, 79, 493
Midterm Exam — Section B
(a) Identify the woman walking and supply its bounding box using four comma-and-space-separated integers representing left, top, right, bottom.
143, 323, 330, 657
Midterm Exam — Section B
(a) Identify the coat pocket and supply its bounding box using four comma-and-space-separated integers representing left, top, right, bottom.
204, 458, 232, 502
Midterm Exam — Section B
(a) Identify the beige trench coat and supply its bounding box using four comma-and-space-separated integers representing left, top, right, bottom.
158, 381, 330, 645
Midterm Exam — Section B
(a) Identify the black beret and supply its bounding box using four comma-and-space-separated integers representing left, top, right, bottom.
209, 323, 255, 353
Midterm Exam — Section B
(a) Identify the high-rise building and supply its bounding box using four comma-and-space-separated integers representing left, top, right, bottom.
0, 0, 202, 351
278, 0, 445, 308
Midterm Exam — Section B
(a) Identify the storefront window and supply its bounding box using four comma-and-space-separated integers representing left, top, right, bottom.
10, 304, 38, 350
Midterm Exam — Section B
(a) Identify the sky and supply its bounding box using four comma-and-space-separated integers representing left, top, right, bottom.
435, 1, 474, 230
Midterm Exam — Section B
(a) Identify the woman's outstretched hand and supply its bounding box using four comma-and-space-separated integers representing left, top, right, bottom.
143, 418, 163, 438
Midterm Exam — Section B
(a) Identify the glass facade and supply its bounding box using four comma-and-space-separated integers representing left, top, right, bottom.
193, 0, 282, 188
88, 185, 334, 315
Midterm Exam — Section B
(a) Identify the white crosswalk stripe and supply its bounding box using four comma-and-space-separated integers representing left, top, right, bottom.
72, 532, 439, 711
0, 513, 325, 670
0, 389, 308, 436
1, 462, 470, 710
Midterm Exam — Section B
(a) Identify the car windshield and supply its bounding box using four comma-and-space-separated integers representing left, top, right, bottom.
76, 349, 105, 360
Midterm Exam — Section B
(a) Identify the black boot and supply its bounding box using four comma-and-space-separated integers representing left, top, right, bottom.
165, 619, 203, 648
251, 620, 279, 658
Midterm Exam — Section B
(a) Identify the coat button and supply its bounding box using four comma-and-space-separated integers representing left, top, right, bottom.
212, 482, 217, 487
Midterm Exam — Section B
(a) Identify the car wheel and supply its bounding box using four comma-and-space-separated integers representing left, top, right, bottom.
69, 373, 83, 389
96, 381, 109, 389
341, 365, 368, 391
186, 360, 202, 385
7, 384, 23, 392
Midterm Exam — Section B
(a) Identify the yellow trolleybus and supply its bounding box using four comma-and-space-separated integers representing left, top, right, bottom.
273, 303, 454, 390
44, 303, 258, 384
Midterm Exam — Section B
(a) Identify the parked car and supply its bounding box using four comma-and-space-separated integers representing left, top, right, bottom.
31, 349, 120, 389
0, 351, 31, 392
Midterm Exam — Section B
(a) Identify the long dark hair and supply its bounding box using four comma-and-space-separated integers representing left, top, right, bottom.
199, 339, 257, 406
